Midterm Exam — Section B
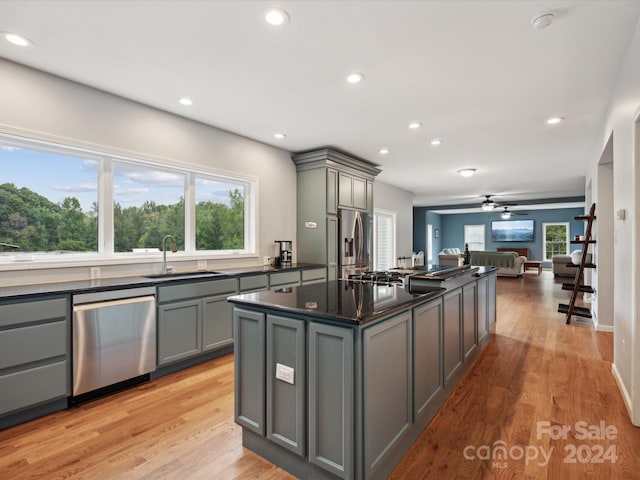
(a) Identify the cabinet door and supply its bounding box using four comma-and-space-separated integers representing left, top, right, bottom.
158, 299, 201, 366
477, 277, 489, 343
366, 180, 374, 214
338, 171, 353, 207
443, 289, 462, 386
327, 168, 338, 215
308, 322, 354, 479
352, 176, 367, 210
266, 315, 306, 456
202, 294, 234, 351
363, 311, 412, 480
327, 216, 338, 281
463, 282, 477, 360
413, 299, 443, 426
234, 308, 266, 435
488, 274, 497, 328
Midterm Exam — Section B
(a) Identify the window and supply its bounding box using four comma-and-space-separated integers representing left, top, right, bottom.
0, 133, 255, 262
464, 224, 485, 251
373, 209, 395, 271
0, 143, 98, 255
543, 222, 569, 260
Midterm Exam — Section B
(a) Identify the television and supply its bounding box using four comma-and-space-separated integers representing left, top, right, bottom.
491, 219, 534, 242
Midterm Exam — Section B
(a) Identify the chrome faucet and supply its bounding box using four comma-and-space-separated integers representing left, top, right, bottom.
161, 235, 177, 274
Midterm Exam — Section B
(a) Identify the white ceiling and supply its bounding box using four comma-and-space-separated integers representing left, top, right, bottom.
1, 1, 638, 208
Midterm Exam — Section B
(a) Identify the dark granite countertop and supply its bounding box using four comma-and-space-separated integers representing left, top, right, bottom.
0, 263, 326, 300
228, 280, 446, 326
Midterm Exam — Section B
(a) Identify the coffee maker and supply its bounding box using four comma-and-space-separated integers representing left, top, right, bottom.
274, 240, 293, 268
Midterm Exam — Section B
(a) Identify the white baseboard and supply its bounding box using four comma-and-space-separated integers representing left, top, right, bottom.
611, 363, 633, 421
596, 323, 614, 333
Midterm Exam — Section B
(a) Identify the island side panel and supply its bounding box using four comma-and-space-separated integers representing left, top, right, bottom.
308, 322, 354, 479
234, 308, 266, 435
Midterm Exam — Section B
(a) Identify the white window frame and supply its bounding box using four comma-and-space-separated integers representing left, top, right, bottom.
373, 208, 396, 271
542, 222, 570, 261
0, 132, 257, 266
464, 224, 485, 251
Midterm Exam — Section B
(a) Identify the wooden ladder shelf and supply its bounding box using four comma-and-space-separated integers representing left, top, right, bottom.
558, 203, 596, 325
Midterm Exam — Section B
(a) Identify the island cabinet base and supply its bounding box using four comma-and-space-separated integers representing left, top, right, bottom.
230, 271, 497, 480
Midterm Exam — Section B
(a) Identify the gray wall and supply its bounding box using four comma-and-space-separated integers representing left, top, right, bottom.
0, 58, 296, 285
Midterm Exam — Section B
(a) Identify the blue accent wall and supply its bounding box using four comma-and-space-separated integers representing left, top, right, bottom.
414, 206, 586, 265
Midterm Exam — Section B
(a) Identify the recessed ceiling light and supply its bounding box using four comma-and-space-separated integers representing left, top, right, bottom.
274, 133, 287, 139
546, 116, 564, 125
265, 8, 290, 26
457, 168, 476, 178
408, 122, 422, 129
378, 148, 389, 155
2, 32, 32, 47
179, 97, 193, 106
346, 72, 365, 84
531, 13, 555, 30
430, 139, 442, 146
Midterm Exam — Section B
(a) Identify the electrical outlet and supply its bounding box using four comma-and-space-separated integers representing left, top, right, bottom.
197, 260, 207, 271
90, 267, 101, 279
275, 363, 295, 385
263, 256, 270, 266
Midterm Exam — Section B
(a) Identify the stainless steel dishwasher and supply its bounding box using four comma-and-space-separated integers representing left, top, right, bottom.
72, 286, 156, 397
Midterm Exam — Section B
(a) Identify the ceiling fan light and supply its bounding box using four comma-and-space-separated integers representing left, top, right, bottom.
501, 211, 512, 219
457, 168, 476, 177
482, 203, 495, 211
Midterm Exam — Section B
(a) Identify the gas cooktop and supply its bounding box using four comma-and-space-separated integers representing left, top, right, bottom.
345, 264, 468, 285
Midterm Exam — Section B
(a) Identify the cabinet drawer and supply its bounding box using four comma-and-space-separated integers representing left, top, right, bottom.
0, 361, 68, 415
302, 268, 326, 283
270, 271, 301, 287
0, 297, 67, 329
158, 278, 238, 303
240, 275, 269, 292
0, 321, 67, 370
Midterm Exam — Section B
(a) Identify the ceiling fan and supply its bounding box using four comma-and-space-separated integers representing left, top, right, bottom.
497, 206, 528, 219
480, 194, 516, 212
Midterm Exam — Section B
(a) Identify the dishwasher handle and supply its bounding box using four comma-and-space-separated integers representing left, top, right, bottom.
73, 295, 156, 312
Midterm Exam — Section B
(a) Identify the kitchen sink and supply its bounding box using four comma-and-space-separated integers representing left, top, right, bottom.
144, 271, 224, 280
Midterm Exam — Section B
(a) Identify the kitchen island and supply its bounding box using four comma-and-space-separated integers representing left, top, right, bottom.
228, 267, 497, 480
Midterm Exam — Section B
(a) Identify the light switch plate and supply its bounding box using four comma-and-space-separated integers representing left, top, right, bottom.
275, 363, 295, 385
197, 260, 207, 271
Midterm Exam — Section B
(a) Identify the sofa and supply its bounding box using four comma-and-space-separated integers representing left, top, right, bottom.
552, 251, 592, 277
470, 250, 526, 277
439, 248, 526, 277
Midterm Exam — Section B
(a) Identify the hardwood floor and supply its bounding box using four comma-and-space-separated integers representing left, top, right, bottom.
1, 272, 639, 479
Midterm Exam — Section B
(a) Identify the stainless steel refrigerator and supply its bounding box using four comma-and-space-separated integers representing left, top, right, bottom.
339, 209, 371, 278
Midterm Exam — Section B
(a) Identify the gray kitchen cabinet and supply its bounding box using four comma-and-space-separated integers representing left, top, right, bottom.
234, 308, 266, 435
363, 310, 412, 480
157, 277, 239, 367
488, 273, 497, 329
477, 277, 489, 344
308, 322, 354, 479
270, 270, 301, 289
327, 216, 338, 281
158, 299, 201, 365
443, 288, 463, 386
301, 267, 327, 285
293, 148, 380, 272
266, 314, 306, 456
413, 299, 444, 427
0, 295, 70, 429
203, 294, 234, 351
463, 282, 477, 360
239, 274, 269, 293
327, 168, 338, 215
